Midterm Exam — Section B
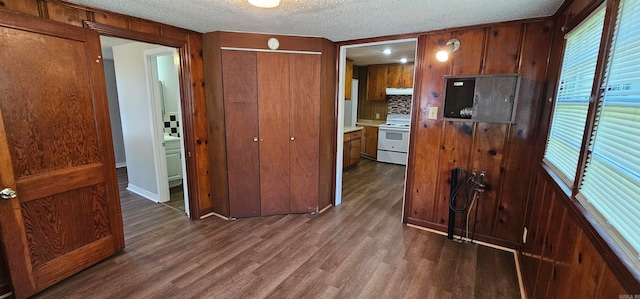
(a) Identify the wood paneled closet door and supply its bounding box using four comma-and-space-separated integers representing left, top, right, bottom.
0, 10, 124, 299
258, 52, 291, 216
289, 54, 320, 213
222, 50, 261, 218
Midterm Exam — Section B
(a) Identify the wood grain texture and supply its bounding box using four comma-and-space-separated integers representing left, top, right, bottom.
257, 52, 291, 216
406, 33, 449, 223
366, 64, 388, 101
32, 159, 520, 298
318, 38, 336, 210
521, 165, 637, 297
0, 246, 10, 296
0, 10, 123, 298
222, 50, 261, 218
289, 54, 321, 213
405, 19, 555, 249
0, 0, 209, 220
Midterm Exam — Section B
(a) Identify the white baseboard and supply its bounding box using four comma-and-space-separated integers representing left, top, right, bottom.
127, 184, 160, 202
115, 162, 127, 168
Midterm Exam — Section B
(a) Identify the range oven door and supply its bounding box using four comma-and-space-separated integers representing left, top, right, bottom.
377, 127, 410, 153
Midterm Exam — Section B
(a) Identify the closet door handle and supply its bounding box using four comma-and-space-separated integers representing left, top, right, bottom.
253, 137, 258, 142
290, 136, 295, 141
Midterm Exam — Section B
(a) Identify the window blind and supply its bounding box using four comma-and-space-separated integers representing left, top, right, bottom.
577, 0, 640, 268
543, 6, 606, 185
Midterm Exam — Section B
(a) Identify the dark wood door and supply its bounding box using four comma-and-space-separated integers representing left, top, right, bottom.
0, 10, 124, 298
289, 54, 320, 213
258, 52, 291, 216
222, 50, 261, 218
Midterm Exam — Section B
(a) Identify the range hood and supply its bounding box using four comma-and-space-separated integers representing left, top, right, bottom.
386, 88, 413, 95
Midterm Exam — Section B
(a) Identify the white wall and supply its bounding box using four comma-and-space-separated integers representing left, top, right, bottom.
102, 59, 127, 167
156, 54, 181, 114
112, 42, 173, 200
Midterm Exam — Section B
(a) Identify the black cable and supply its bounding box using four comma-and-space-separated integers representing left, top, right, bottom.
449, 170, 475, 213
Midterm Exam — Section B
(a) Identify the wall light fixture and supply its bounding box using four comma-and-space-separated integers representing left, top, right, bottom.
436, 38, 461, 62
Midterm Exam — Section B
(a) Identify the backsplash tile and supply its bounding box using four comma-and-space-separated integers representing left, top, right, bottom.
163, 112, 180, 137
387, 95, 412, 114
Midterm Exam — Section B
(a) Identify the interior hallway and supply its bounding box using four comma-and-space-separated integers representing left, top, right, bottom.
34, 159, 520, 298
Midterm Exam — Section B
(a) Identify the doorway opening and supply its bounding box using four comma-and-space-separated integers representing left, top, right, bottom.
336, 39, 418, 221
100, 36, 190, 217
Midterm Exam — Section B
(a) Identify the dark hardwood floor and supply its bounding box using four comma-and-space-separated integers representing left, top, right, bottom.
34, 159, 520, 298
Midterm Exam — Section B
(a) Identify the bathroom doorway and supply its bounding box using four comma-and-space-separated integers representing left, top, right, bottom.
100, 36, 190, 216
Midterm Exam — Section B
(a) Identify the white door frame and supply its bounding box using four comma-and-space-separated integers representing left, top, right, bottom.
335, 39, 417, 221
143, 47, 190, 217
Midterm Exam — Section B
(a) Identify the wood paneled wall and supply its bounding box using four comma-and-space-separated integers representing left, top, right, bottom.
521, 166, 628, 298
202, 32, 336, 217
0, 0, 211, 218
404, 18, 554, 248
356, 66, 389, 121
523, 0, 640, 296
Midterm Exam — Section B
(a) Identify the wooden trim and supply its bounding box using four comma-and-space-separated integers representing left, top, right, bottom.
83, 21, 184, 47
15, 164, 104, 203
402, 35, 427, 222
407, 217, 519, 249
537, 164, 640, 292
82, 20, 203, 220
32, 236, 115, 291
561, 0, 606, 33
572, 0, 619, 196
0, 8, 87, 41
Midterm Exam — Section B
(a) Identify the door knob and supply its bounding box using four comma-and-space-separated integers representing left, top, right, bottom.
253, 137, 258, 142
0, 188, 17, 200
290, 136, 295, 141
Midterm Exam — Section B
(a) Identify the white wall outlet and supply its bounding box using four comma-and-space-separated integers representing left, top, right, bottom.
375, 113, 380, 119
428, 107, 438, 120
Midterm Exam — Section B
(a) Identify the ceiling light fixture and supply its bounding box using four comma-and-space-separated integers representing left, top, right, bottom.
400, 58, 408, 64
436, 38, 461, 62
248, 0, 280, 8
383, 49, 392, 55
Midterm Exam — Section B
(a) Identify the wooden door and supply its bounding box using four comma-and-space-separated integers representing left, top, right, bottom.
0, 10, 124, 298
222, 50, 261, 218
258, 52, 291, 216
401, 63, 414, 88
289, 54, 321, 213
387, 64, 403, 88
365, 127, 379, 158
367, 65, 388, 101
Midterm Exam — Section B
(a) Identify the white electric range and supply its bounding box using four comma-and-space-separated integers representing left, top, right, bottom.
377, 114, 411, 165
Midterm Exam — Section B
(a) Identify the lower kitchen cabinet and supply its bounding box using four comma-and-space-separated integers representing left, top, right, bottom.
359, 125, 378, 159
343, 130, 362, 170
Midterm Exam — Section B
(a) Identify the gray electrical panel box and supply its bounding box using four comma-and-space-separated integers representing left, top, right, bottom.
442, 73, 521, 123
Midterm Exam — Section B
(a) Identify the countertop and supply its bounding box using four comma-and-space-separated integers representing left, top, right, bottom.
344, 126, 363, 134
355, 119, 386, 127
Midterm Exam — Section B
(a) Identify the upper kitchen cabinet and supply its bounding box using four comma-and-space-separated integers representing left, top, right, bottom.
367, 64, 388, 101
344, 59, 353, 99
387, 63, 414, 88
203, 32, 336, 218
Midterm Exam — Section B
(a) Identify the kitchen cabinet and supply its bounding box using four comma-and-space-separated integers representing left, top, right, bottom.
359, 125, 379, 159
366, 64, 388, 101
222, 50, 320, 217
344, 59, 353, 99
343, 130, 362, 170
387, 63, 414, 88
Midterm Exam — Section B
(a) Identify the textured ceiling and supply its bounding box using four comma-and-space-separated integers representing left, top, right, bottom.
69, 0, 563, 42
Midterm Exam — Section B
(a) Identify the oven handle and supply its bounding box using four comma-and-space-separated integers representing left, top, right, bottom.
379, 127, 411, 132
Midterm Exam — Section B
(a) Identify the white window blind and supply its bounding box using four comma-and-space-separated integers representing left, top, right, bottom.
577, 0, 640, 268
543, 6, 606, 185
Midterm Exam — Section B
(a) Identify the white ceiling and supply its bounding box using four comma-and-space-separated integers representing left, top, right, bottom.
69, 0, 563, 42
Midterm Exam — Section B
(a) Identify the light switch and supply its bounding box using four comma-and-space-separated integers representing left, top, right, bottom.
428, 107, 438, 120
